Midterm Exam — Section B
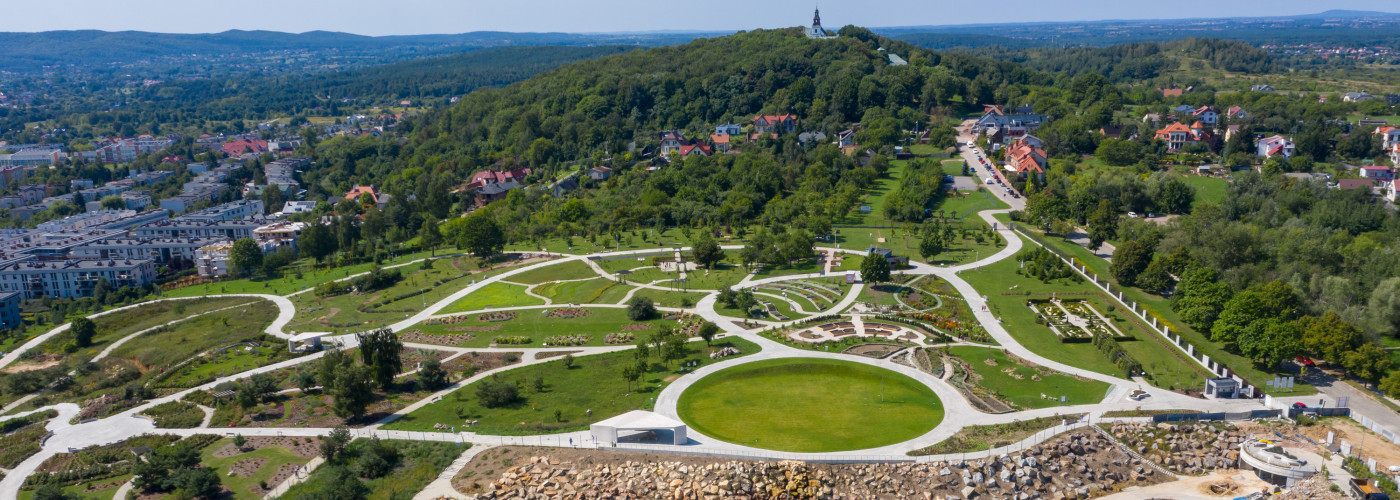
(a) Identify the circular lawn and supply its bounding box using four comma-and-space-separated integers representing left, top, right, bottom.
676, 357, 943, 452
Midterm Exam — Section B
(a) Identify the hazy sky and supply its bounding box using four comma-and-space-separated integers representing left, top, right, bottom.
2, 0, 1397, 35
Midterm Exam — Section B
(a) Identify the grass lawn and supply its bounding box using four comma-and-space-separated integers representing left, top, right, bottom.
279, 439, 463, 500
200, 438, 315, 499
627, 263, 750, 291
959, 255, 1208, 392
940, 159, 969, 177
109, 300, 278, 368
908, 416, 1069, 455
678, 358, 944, 452
162, 249, 445, 298
18, 474, 133, 499
534, 278, 631, 305
441, 282, 544, 313
1181, 174, 1229, 208
409, 307, 679, 347
161, 343, 299, 388
629, 289, 711, 309
947, 346, 1110, 408
37, 297, 256, 358
1022, 228, 1307, 395
834, 160, 906, 227
752, 258, 824, 279
594, 253, 671, 274
754, 288, 820, 313
288, 257, 486, 331
504, 228, 694, 255
507, 259, 599, 284
384, 338, 760, 435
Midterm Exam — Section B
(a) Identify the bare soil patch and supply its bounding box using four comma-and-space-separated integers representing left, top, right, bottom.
230, 457, 268, 477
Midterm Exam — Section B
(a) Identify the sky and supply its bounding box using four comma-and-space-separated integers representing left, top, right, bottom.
2, 0, 1397, 35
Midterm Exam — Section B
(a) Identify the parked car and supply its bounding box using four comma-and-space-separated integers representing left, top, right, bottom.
1128, 212, 1139, 218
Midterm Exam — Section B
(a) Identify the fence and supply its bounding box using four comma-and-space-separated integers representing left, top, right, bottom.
1355, 413, 1400, 445
1010, 224, 1258, 397
1151, 409, 1282, 423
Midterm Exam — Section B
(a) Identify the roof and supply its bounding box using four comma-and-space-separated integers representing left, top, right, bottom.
752, 114, 796, 125
709, 134, 731, 145
343, 185, 379, 202
591, 410, 685, 430
1338, 178, 1376, 190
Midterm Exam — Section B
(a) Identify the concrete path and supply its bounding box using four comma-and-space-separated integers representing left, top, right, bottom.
263, 456, 323, 499
411, 444, 494, 500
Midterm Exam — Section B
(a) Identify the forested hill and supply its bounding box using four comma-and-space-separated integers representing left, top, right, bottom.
127, 45, 634, 124
944, 38, 1274, 83
403, 26, 1038, 164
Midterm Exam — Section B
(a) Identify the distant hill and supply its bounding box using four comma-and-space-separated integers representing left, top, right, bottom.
0, 29, 719, 70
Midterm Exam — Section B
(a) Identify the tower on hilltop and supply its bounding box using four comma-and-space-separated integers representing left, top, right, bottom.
807, 7, 837, 39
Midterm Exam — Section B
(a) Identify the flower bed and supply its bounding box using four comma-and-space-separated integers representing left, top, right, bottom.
621, 323, 654, 331
543, 308, 592, 319
492, 336, 533, 345
445, 324, 502, 332
478, 312, 517, 322
399, 330, 476, 345
542, 335, 592, 346
604, 333, 636, 344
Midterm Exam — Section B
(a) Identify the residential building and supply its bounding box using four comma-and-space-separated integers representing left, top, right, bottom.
1154, 122, 1216, 152
1360, 165, 1395, 181
70, 179, 94, 190
1158, 85, 1185, 97
474, 180, 521, 208
35, 209, 167, 232
275, 201, 318, 217
130, 219, 272, 240
1005, 138, 1048, 177
78, 137, 172, 164
253, 221, 305, 248
1338, 178, 1376, 191
1099, 125, 1125, 140
1141, 113, 1163, 124
71, 236, 226, 265
678, 144, 713, 157
714, 123, 742, 136
752, 114, 798, 135
1225, 106, 1250, 120
159, 188, 223, 214
1374, 126, 1400, 150
1250, 84, 1274, 92
195, 241, 234, 277
797, 131, 827, 147
343, 185, 381, 203
658, 131, 688, 155
1256, 135, 1295, 159
221, 138, 268, 156
466, 168, 531, 189
1192, 106, 1219, 126
178, 200, 265, 222
0, 291, 19, 329
1343, 91, 1377, 103
974, 106, 1046, 136
588, 167, 613, 181
1388, 179, 1399, 203
1172, 104, 1196, 114
0, 148, 62, 167
0, 258, 157, 299
552, 177, 579, 197
709, 134, 732, 152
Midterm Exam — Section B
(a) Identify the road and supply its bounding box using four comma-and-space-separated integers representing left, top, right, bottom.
955, 119, 1025, 211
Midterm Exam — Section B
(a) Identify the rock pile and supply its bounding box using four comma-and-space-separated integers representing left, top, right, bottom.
1110, 422, 1244, 475
471, 430, 1163, 499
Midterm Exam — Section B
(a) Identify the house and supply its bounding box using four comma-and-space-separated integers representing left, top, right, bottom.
343, 185, 380, 204
466, 167, 532, 189
1141, 113, 1163, 124
714, 123, 742, 136
1018, 135, 1045, 149
1374, 126, 1400, 150
709, 134, 732, 152
797, 131, 827, 147
1172, 104, 1197, 114
1154, 122, 1215, 152
221, 138, 268, 156
588, 166, 613, 181
1343, 92, 1377, 103
1225, 125, 1242, 142
1158, 85, 1185, 97
678, 144, 713, 157
1388, 179, 1399, 203
275, 200, 318, 217
1099, 125, 1125, 140
552, 177, 579, 197
1256, 135, 1295, 159
0, 258, 157, 299
752, 114, 797, 135
1225, 106, 1250, 120
1338, 178, 1376, 191
1250, 84, 1274, 92
1192, 106, 1219, 126
1360, 165, 1395, 181
1388, 94, 1400, 105
1004, 138, 1047, 177
974, 106, 1045, 137
836, 129, 858, 148
658, 131, 688, 155
474, 179, 521, 208
866, 247, 908, 267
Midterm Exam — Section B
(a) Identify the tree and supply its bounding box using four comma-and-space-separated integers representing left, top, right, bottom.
320, 426, 352, 462
458, 211, 505, 257
1095, 138, 1143, 166
329, 364, 376, 419
691, 232, 725, 269
305, 465, 370, 500
698, 322, 720, 346
1136, 259, 1175, 295
919, 231, 944, 262
299, 223, 338, 263
419, 218, 443, 254
1343, 343, 1393, 381
356, 328, 403, 390
70, 317, 96, 347
1211, 290, 1267, 351
232, 434, 247, 449
32, 485, 75, 500
1109, 240, 1152, 287
562, 353, 575, 368
228, 238, 264, 277
133, 442, 219, 497
1085, 200, 1118, 250
661, 335, 687, 368
626, 296, 657, 321
99, 195, 125, 210
1172, 267, 1233, 332
1380, 372, 1400, 399
294, 369, 317, 393
236, 382, 260, 410
861, 253, 890, 283
1300, 312, 1364, 365
417, 357, 446, 390
475, 375, 519, 408
1236, 318, 1302, 367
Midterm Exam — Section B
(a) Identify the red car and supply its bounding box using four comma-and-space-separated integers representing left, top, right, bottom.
1296, 356, 1315, 367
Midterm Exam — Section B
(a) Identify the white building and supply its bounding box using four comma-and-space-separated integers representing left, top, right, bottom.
0, 258, 158, 299
1256, 135, 1295, 159
805, 8, 837, 39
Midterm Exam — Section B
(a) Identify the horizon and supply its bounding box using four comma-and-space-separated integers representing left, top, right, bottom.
1, 1, 1397, 36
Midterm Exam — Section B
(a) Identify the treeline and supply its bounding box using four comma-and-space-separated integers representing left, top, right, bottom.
945, 39, 1270, 83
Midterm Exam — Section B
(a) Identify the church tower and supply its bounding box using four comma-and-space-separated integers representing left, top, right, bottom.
807, 7, 835, 39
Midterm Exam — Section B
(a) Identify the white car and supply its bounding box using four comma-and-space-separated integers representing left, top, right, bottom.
1128, 212, 1139, 218
966, 141, 975, 148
